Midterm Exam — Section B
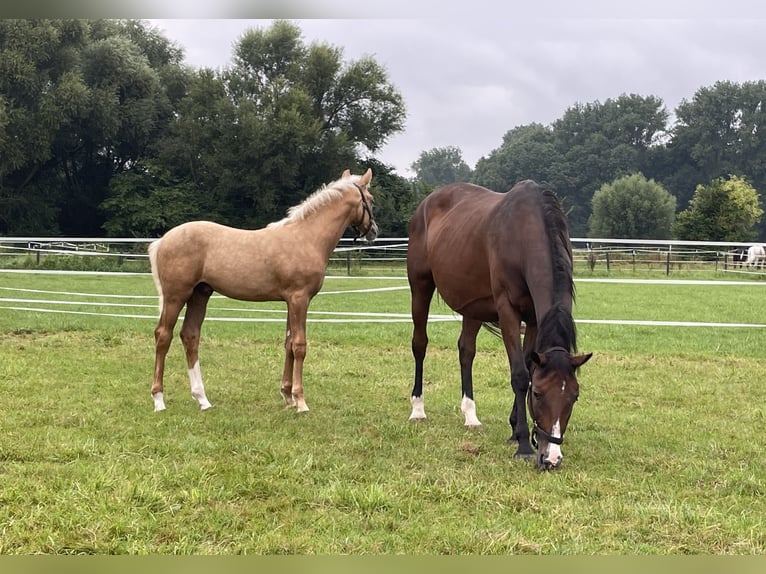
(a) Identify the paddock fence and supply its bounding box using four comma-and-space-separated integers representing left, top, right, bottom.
0, 236, 765, 278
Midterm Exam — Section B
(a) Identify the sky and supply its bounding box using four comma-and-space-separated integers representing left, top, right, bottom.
145, 2, 766, 177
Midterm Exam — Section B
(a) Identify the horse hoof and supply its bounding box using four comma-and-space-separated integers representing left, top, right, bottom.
408, 415, 427, 422
200, 403, 213, 411
464, 422, 483, 429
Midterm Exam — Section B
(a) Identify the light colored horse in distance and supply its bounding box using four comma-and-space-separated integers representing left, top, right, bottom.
147, 168, 377, 413
745, 244, 766, 269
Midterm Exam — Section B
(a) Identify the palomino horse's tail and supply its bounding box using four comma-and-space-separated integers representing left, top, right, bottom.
148, 239, 163, 316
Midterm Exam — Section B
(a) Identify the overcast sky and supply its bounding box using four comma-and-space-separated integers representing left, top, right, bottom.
147, 4, 766, 176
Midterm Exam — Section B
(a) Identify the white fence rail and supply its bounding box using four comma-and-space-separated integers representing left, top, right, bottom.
1, 236, 765, 276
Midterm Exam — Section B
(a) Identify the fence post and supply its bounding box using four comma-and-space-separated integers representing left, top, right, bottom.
346, 251, 351, 276
605, 251, 610, 272
666, 249, 671, 276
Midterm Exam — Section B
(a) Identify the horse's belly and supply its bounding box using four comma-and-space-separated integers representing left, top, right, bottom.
453, 297, 499, 322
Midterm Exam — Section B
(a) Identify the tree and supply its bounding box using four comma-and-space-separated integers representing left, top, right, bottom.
360, 157, 422, 237
472, 124, 566, 192
471, 95, 670, 236
672, 175, 763, 241
0, 19, 188, 235
100, 161, 200, 237
550, 94, 669, 235
588, 173, 676, 239
665, 81, 766, 239
410, 145, 472, 187
126, 20, 407, 232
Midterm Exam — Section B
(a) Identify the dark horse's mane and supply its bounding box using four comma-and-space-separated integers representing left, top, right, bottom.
484, 184, 578, 353
536, 186, 578, 353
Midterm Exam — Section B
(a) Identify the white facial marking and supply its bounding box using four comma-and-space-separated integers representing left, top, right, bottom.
153, 392, 166, 412
409, 395, 426, 420
561, 379, 566, 392
461, 395, 482, 427
188, 361, 213, 410
545, 419, 563, 465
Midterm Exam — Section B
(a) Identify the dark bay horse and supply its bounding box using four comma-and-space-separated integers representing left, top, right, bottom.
407, 180, 592, 470
148, 168, 377, 413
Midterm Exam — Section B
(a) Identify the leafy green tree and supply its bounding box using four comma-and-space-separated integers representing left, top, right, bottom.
551, 94, 669, 235
673, 175, 763, 241
0, 20, 91, 233
664, 81, 766, 239
588, 173, 676, 239
410, 145, 472, 187
0, 19, 187, 235
127, 20, 406, 232
471, 95, 669, 236
361, 157, 422, 237
101, 162, 200, 237
472, 124, 566, 192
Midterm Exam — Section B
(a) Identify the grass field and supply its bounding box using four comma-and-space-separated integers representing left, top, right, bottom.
0, 268, 765, 554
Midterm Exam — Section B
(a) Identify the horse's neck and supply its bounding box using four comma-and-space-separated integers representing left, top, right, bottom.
297, 199, 357, 256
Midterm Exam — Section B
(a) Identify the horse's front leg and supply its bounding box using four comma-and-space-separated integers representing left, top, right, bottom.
280, 320, 296, 408
496, 301, 534, 459
458, 317, 483, 427
285, 295, 310, 413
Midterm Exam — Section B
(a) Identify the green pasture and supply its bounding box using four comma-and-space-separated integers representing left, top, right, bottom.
0, 270, 765, 554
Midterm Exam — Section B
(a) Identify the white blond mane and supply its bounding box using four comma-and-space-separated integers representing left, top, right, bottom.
267, 175, 360, 228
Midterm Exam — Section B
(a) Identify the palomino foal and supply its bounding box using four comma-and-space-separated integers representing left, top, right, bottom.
148, 168, 377, 412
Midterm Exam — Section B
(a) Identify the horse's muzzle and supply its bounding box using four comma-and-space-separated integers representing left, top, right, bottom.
364, 221, 379, 242
537, 450, 563, 471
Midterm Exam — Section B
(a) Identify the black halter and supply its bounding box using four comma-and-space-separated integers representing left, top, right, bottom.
528, 346, 569, 449
352, 182, 375, 240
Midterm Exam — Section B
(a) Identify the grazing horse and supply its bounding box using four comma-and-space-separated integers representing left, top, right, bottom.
746, 244, 766, 269
407, 180, 592, 470
148, 168, 378, 412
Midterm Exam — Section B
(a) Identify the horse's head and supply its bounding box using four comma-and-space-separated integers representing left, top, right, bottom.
528, 347, 592, 470
343, 168, 378, 242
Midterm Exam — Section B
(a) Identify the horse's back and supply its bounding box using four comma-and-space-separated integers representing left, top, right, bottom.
408, 183, 507, 317
407, 179, 569, 321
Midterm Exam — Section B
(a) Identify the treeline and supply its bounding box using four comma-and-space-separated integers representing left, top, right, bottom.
2, 20, 765, 241
420, 87, 766, 240
0, 19, 413, 238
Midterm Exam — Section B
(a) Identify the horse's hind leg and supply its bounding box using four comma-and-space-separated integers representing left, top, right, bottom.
458, 317, 483, 427
180, 283, 214, 410
409, 274, 435, 421
152, 299, 185, 412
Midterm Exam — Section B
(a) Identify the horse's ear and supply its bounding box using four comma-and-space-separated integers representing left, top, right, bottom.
570, 353, 592, 368
530, 351, 543, 366
359, 168, 372, 186
342, 169, 351, 178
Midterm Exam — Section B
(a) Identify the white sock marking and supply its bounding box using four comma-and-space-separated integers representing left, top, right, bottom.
461, 395, 482, 427
188, 361, 213, 410
153, 392, 166, 412
409, 395, 426, 420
